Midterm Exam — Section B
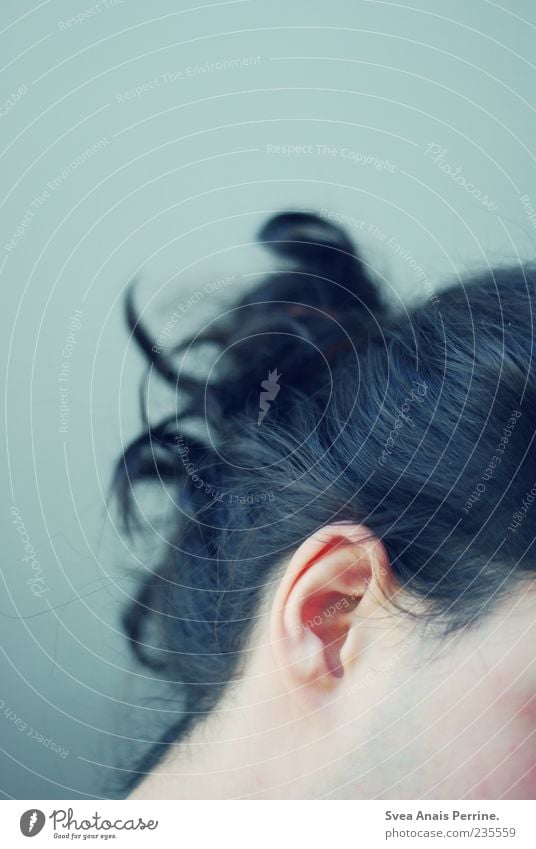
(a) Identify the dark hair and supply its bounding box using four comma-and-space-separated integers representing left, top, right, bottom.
113, 211, 536, 791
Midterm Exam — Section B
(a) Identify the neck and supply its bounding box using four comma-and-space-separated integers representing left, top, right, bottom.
129, 670, 312, 800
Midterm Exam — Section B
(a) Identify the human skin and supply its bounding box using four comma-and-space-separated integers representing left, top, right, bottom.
129, 524, 536, 800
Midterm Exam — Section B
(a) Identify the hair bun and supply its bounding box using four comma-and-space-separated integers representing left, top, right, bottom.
257, 211, 357, 275
255, 211, 381, 320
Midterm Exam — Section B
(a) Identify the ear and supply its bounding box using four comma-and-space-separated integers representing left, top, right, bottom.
269, 523, 394, 707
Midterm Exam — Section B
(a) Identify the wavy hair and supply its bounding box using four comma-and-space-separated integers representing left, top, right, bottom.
113, 211, 536, 791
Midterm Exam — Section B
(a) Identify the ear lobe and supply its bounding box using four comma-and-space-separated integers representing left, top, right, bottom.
270, 524, 392, 705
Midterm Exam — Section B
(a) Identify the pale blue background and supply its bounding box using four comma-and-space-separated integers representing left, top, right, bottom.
1, 0, 536, 798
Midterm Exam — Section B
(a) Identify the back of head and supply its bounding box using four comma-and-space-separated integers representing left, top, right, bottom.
114, 211, 536, 788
